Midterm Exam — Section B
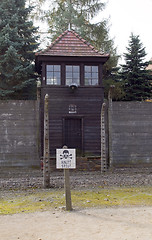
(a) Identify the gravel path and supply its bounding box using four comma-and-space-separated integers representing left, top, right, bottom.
1, 207, 152, 240
1, 167, 152, 240
1, 166, 152, 191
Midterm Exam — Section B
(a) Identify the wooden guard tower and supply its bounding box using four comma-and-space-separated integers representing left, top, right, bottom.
35, 29, 109, 158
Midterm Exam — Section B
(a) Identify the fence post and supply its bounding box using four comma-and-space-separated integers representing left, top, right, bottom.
101, 102, 107, 172
43, 94, 50, 188
36, 80, 41, 161
108, 85, 115, 167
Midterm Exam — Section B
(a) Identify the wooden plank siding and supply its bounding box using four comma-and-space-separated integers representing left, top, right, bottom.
40, 87, 104, 157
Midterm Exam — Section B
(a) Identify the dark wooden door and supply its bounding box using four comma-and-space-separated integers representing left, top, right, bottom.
64, 118, 82, 150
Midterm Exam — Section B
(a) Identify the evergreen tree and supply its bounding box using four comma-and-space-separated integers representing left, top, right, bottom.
103, 67, 125, 101
0, 0, 39, 99
42, 0, 105, 40
31, 0, 118, 78
120, 33, 152, 101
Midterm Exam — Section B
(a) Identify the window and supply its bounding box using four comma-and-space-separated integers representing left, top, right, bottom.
69, 104, 77, 114
46, 65, 61, 85
84, 66, 99, 85
66, 65, 80, 86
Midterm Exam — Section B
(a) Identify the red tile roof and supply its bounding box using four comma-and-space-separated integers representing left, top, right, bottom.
36, 29, 109, 58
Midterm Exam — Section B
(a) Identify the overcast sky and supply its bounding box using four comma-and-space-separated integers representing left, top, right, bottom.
98, 0, 152, 63
37, 0, 152, 64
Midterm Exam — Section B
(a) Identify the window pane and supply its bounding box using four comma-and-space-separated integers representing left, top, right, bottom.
66, 66, 72, 72
66, 71, 72, 78
56, 78, 60, 85
46, 78, 52, 85
66, 78, 71, 86
92, 66, 98, 73
85, 78, 92, 85
46, 65, 61, 85
54, 65, 60, 71
72, 78, 79, 85
54, 72, 61, 84
66, 65, 80, 85
46, 72, 53, 79
53, 77, 58, 85
73, 72, 79, 78
47, 78, 56, 85
84, 78, 90, 85
46, 65, 53, 71
85, 72, 91, 79
73, 66, 79, 72
92, 79, 98, 85
92, 72, 98, 79
84, 65, 98, 85
85, 66, 91, 72
54, 72, 60, 78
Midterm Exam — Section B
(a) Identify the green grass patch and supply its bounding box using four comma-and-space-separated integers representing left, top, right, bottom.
1, 187, 152, 215
0, 190, 65, 215
72, 187, 152, 207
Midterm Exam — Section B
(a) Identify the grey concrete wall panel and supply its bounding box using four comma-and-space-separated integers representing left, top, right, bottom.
0, 101, 39, 166
111, 102, 152, 166
1, 100, 152, 167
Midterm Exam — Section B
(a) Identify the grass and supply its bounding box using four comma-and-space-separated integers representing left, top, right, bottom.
1, 187, 152, 215
72, 187, 152, 207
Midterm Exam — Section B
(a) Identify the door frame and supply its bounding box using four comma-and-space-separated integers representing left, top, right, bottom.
62, 116, 84, 154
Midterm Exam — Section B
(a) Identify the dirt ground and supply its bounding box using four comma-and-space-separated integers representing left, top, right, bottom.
0, 207, 152, 240
1, 167, 152, 239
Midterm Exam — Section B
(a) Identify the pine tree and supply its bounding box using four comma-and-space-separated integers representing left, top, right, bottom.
121, 33, 152, 101
42, 0, 105, 40
0, 0, 39, 99
31, 0, 118, 77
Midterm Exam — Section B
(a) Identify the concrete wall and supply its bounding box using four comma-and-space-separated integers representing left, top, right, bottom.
0, 101, 39, 166
0, 100, 152, 168
111, 102, 152, 166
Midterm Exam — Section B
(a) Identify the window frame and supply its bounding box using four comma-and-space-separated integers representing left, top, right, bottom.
84, 65, 99, 86
65, 65, 80, 86
46, 64, 61, 85
43, 63, 102, 87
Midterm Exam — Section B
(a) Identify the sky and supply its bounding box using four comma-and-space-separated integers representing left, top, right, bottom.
37, 0, 152, 64
98, 0, 152, 63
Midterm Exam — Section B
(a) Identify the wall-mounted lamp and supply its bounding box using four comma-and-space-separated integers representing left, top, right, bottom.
69, 83, 78, 92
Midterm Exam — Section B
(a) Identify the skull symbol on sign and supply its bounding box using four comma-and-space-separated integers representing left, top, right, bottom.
60, 150, 72, 160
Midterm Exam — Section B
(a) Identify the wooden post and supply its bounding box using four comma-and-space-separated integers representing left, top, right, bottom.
63, 145, 72, 211
101, 102, 107, 172
64, 169, 72, 211
36, 80, 41, 161
108, 85, 115, 167
37, 80, 41, 101
43, 94, 50, 188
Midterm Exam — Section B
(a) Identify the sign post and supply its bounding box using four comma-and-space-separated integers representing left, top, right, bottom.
64, 168, 72, 211
56, 146, 76, 211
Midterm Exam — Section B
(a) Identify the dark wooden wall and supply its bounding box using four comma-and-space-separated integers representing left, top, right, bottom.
40, 86, 104, 157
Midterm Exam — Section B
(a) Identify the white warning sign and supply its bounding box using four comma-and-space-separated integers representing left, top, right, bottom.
56, 149, 76, 169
